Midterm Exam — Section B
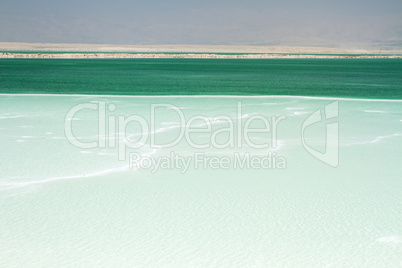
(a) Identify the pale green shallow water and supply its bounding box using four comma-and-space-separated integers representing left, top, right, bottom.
0, 95, 401, 267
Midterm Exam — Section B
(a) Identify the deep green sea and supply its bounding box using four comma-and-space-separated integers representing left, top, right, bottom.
1, 59, 401, 99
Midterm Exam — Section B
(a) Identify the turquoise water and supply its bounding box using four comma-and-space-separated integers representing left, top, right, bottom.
1, 59, 401, 99
0, 60, 402, 267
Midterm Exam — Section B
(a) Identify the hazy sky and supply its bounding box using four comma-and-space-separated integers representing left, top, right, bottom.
1, 0, 401, 48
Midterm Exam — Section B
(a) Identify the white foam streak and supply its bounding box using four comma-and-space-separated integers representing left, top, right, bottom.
344, 133, 402, 146
376, 236, 401, 244
364, 110, 386, 113
1, 94, 402, 102
2, 165, 132, 188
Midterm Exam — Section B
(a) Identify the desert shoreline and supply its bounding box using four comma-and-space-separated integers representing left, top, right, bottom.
1, 42, 401, 59
1, 53, 402, 59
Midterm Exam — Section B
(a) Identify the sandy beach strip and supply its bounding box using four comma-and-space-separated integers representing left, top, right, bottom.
1, 42, 401, 59
1, 52, 402, 59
